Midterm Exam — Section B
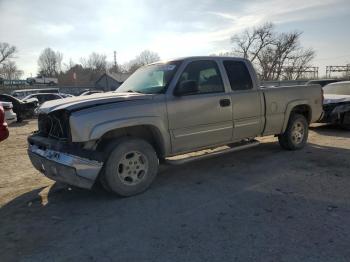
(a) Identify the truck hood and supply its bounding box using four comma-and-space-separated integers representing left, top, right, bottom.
324, 94, 350, 105
38, 92, 154, 114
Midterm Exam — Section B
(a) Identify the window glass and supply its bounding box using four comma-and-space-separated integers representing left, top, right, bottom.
177, 60, 224, 94
1, 96, 10, 102
117, 61, 181, 94
223, 61, 253, 91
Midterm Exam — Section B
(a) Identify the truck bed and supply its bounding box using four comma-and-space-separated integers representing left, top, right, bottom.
261, 84, 323, 135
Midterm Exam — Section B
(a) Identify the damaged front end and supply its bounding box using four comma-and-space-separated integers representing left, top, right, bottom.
28, 110, 104, 189
321, 102, 350, 128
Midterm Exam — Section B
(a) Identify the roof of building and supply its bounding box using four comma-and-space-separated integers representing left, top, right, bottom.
96, 72, 131, 84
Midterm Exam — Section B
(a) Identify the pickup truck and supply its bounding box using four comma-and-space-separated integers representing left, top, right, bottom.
27, 57, 323, 196
26, 76, 58, 86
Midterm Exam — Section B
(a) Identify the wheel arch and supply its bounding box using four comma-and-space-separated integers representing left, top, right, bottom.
96, 124, 167, 159
282, 101, 312, 133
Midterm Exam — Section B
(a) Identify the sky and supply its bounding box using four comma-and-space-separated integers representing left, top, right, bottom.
1, 0, 350, 77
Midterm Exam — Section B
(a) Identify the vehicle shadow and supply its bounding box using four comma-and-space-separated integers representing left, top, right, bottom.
8, 120, 31, 127
1, 141, 350, 261
310, 124, 350, 138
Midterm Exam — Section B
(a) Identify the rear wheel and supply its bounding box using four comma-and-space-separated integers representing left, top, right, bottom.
278, 114, 308, 150
102, 138, 159, 196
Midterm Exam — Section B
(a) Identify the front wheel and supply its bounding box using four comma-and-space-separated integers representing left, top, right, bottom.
278, 114, 308, 150
102, 138, 159, 196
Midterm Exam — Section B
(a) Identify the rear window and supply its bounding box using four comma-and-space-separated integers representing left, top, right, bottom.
223, 61, 253, 91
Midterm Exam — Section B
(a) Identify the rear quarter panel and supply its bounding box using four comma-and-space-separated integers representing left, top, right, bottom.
262, 84, 322, 135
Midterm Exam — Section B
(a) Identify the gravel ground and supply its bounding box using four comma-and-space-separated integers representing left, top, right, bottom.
0, 120, 350, 262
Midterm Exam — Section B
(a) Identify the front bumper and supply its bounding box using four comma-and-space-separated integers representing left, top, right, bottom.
28, 144, 103, 189
319, 102, 350, 125
5, 112, 17, 125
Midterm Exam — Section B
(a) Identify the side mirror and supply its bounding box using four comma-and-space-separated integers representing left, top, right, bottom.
174, 80, 198, 96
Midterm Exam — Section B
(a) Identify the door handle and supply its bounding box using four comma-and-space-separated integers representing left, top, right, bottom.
219, 99, 231, 107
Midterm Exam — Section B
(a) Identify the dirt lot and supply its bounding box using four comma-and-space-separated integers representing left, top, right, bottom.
1, 120, 350, 262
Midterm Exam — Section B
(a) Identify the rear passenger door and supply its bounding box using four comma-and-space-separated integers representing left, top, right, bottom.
222, 60, 264, 140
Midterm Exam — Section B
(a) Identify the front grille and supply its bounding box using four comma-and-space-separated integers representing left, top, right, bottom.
38, 111, 70, 140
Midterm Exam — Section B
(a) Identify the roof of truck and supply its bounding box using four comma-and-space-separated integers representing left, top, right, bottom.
151, 56, 248, 65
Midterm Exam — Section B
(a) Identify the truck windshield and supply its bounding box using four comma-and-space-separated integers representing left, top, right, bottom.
117, 61, 181, 94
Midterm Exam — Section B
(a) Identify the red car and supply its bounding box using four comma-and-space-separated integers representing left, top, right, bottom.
0, 105, 9, 142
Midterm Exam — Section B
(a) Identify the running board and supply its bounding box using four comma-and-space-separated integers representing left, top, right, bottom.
164, 140, 260, 165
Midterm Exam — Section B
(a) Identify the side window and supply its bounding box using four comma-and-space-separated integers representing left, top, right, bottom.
177, 60, 224, 94
1, 97, 10, 102
36, 95, 44, 103
45, 94, 56, 101
223, 61, 253, 91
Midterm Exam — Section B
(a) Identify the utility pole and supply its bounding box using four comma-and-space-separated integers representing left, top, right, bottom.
114, 51, 117, 69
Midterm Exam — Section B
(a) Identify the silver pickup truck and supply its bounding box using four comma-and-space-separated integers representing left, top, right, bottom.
28, 56, 323, 196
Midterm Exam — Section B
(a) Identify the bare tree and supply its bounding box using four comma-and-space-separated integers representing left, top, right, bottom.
0, 61, 23, 80
124, 50, 160, 73
0, 42, 17, 64
231, 23, 315, 80
232, 23, 274, 62
81, 52, 107, 72
38, 48, 63, 77
136, 50, 160, 65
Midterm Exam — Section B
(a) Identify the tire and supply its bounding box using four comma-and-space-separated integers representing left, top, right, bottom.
99, 168, 113, 193
16, 114, 23, 123
278, 113, 308, 150
102, 138, 159, 196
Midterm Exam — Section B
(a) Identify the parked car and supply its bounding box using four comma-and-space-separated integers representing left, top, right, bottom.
79, 90, 103, 96
0, 94, 38, 122
60, 93, 75, 98
0, 102, 17, 124
0, 105, 9, 142
306, 79, 342, 87
319, 81, 350, 128
22, 93, 64, 105
12, 88, 59, 100
26, 76, 58, 86
28, 56, 323, 196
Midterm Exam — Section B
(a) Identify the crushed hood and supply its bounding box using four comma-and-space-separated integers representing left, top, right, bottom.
38, 92, 154, 114
324, 94, 350, 105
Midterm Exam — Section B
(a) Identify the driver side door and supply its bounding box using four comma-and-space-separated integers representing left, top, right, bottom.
166, 60, 233, 154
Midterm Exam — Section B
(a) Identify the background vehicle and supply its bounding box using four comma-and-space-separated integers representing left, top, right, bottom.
79, 90, 103, 96
26, 76, 58, 86
0, 94, 37, 122
323, 81, 350, 95
28, 56, 323, 196
22, 93, 64, 105
0, 105, 9, 142
306, 79, 342, 87
60, 93, 75, 98
11, 88, 59, 99
320, 81, 350, 128
0, 102, 17, 124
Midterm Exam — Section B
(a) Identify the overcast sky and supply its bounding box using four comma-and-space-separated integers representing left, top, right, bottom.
1, 0, 350, 77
